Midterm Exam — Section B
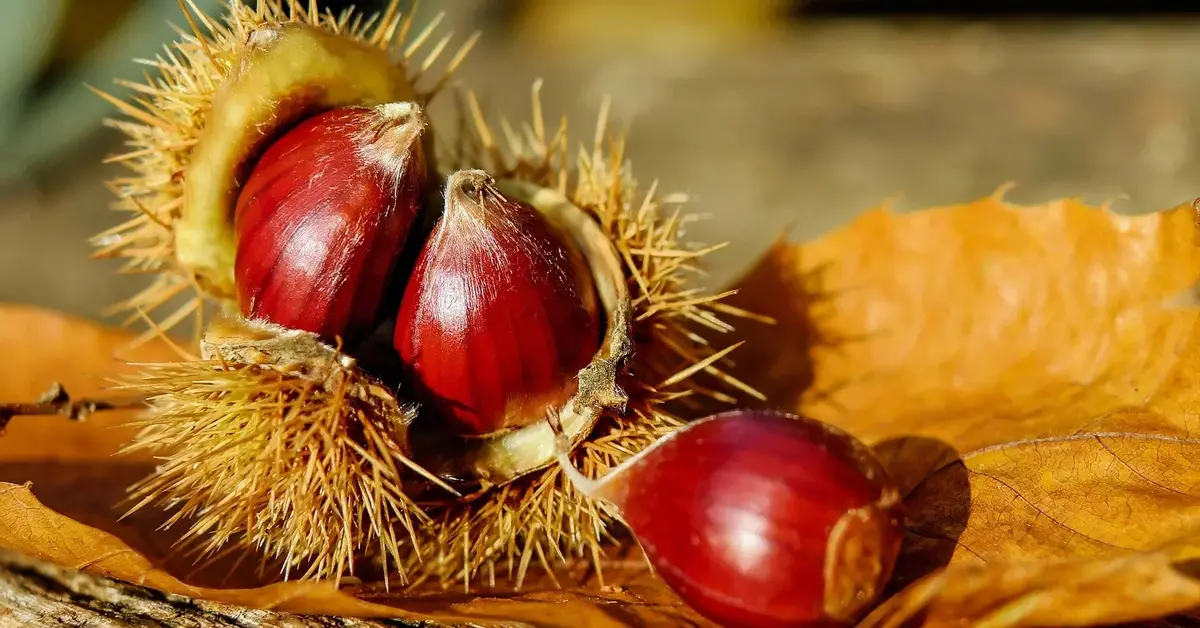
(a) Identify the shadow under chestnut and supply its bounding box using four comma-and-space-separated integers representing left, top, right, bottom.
873, 435, 971, 594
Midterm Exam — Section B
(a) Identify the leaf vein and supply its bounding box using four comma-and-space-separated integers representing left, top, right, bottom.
972, 470, 1137, 553
1095, 435, 1196, 498
903, 527, 989, 563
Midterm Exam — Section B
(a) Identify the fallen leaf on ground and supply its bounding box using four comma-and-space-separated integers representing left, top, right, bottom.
860, 546, 1200, 628
0, 305, 175, 462
0, 480, 708, 626
8, 191, 1200, 625
862, 430, 1200, 626
899, 432, 1200, 582
728, 190, 1200, 453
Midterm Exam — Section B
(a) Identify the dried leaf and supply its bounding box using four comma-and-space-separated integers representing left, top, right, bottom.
0, 478, 709, 625
902, 433, 1200, 575
0, 304, 709, 625
0, 305, 176, 461
858, 432, 1200, 626
11, 192, 1200, 625
860, 547, 1200, 628
728, 192, 1200, 453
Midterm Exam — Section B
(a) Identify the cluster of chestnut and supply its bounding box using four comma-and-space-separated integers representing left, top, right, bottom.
233, 102, 598, 438
226, 101, 902, 627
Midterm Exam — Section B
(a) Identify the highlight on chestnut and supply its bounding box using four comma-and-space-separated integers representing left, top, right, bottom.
76, 0, 910, 625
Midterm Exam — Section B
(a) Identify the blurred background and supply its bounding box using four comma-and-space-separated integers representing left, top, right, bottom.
1, 0, 1198, 324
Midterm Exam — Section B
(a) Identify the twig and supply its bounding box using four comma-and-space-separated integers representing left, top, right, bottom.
0, 383, 148, 431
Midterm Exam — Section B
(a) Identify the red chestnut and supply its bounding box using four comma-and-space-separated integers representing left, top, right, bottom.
234, 102, 427, 345
554, 410, 903, 628
394, 170, 601, 436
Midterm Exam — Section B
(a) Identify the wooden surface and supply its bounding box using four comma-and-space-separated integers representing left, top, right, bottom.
0, 549, 418, 628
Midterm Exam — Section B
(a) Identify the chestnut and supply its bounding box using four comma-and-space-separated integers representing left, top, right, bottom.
554, 409, 904, 628
93, 0, 770, 592
394, 170, 601, 436
179, 22, 420, 297
233, 102, 427, 345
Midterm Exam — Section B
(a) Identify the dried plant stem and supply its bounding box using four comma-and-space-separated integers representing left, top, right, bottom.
0, 383, 146, 431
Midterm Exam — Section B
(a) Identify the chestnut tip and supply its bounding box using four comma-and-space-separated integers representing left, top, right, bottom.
443, 169, 502, 217
358, 102, 427, 174
447, 168, 494, 191
373, 101, 425, 128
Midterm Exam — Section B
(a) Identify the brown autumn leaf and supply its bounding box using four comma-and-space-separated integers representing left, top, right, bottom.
8, 191, 1200, 625
728, 189, 1200, 456
0, 305, 177, 462
0, 480, 708, 626
859, 544, 1200, 628
901, 433, 1200, 575
851, 432, 1200, 627
0, 303, 712, 626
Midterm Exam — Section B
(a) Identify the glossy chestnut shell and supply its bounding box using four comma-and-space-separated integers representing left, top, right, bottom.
234, 103, 426, 345
394, 170, 601, 436
563, 410, 904, 628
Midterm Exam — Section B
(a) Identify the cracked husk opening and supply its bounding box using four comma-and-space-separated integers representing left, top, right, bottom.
377, 89, 768, 588
179, 22, 419, 298
120, 317, 445, 586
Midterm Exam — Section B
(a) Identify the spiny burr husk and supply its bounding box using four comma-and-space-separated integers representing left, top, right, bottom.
119, 316, 452, 585
93, 0, 476, 344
